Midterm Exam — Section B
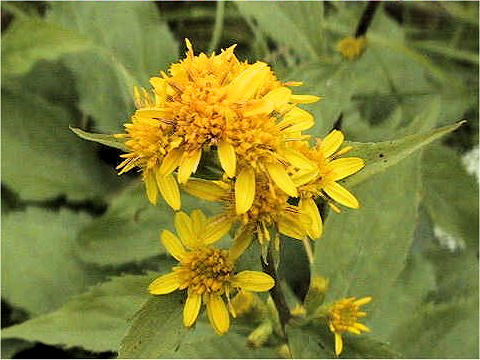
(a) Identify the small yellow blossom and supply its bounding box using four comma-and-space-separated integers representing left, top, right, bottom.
328, 296, 372, 356
182, 175, 311, 245
148, 210, 274, 335
291, 130, 365, 239
117, 39, 319, 212
337, 36, 367, 60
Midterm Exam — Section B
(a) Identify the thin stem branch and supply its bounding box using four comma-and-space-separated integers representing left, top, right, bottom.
355, 2, 380, 38
208, 1, 225, 53
261, 243, 291, 335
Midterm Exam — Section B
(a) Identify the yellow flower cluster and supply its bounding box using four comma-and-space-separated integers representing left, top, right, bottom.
113, 40, 370, 347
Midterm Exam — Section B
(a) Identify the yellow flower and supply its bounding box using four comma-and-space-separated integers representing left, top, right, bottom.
337, 36, 367, 60
117, 39, 319, 212
148, 210, 275, 335
291, 130, 365, 239
182, 175, 311, 245
328, 296, 372, 356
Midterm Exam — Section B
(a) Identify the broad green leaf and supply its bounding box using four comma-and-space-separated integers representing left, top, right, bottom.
312, 156, 421, 310
0, 339, 33, 359
118, 293, 186, 358
47, 2, 179, 132
1, 88, 119, 201
1, 208, 103, 315
422, 144, 479, 249
287, 326, 331, 359
165, 322, 278, 359
70, 127, 129, 152
1, 18, 91, 76
1, 274, 155, 353
236, 2, 322, 60
343, 121, 465, 188
75, 182, 221, 266
341, 336, 403, 359
390, 297, 478, 358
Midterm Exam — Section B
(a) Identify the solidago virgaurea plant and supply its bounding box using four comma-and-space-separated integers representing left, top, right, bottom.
71, 35, 468, 358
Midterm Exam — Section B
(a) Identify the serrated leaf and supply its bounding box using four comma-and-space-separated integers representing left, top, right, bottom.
343, 121, 464, 188
1, 208, 103, 315
70, 127, 128, 152
165, 322, 278, 359
312, 156, 421, 311
422, 144, 479, 249
1, 88, 118, 201
47, 2, 179, 132
1, 274, 154, 353
1, 18, 91, 76
75, 182, 221, 266
118, 293, 186, 358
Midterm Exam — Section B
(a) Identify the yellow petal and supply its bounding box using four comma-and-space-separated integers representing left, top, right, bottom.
291, 169, 319, 186
159, 149, 183, 176
182, 178, 228, 202
354, 322, 370, 332
191, 209, 207, 235
144, 171, 158, 205
156, 173, 181, 210
229, 226, 254, 261
174, 212, 197, 248
323, 181, 360, 209
235, 167, 256, 214
290, 94, 321, 104
231, 271, 274, 292
161, 230, 186, 261
266, 163, 298, 197
335, 332, 343, 356
183, 292, 202, 327
320, 130, 344, 158
227, 62, 269, 102
263, 87, 292, 108
206, 295, 230, 335
243, 98, 275, 117
299, 197, 323, 239
202, 216, 233, 245
148, 272, 180, 295
217, 141, 237, 178
354, 296, 372, 306
278, 213, 308, 240
178, 149, 202, 184
326, 157, 365, 181
283, 148, 316, 170
277, 107, 314, 132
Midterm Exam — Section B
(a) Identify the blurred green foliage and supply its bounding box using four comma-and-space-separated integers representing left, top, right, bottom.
1, 1, 478, 359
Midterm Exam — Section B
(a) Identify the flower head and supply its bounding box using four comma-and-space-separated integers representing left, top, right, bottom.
328, 296, 372, 355
291, 130, 365, 239
116, 39, 319, 212
148, 210, 274, 335
337, 36, 367, 60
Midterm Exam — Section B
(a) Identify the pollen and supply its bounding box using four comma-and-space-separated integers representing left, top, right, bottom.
175, 248, 234, 295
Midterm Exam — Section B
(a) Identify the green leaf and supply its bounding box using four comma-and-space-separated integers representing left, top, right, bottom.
0, 339, 33, 359
1, 88, 119, 201
236, 2, 322, 60
165, 322, 278, 359
341, 336, 403, 359
1, 18, 91, 76
422, 144, 479, 249
47, 2, 179, 132
390, 297, 478, 358
1, 208, 103, 315
118, 293, 186, 358
70, 127, 129, 152
287, 325, 331, 359
343, 121, 465, 188
75, 182, 221, 266
1, 274, 154, 353
312, 155, 421, 310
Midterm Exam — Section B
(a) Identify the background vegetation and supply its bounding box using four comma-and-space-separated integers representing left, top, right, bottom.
1, 1, 478, 358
